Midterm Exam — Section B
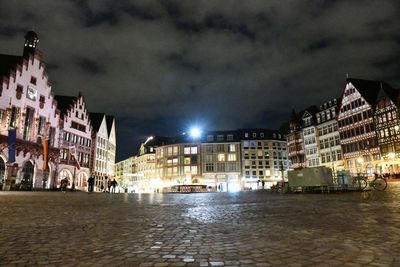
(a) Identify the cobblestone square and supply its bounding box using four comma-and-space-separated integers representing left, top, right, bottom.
1, 184, 400, 266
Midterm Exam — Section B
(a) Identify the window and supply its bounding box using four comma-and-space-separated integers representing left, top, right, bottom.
184, 147, 191, 155
184, 157, 191, 165
207, 135, 214, 141
30, 76, 37, 85
205, 163, 214, 172
229, 144, 236, 152
191, 166, 197, 175
228, 154, 236, 161
218, 154, 225, 162
227, 134, 233, 141
217, 135, 224, 141
260, 132, 264, 138
252, 133, 257, 138
184, 166, 191, 174
190, 146, 198, 154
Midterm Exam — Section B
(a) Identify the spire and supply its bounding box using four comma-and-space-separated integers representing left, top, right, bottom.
23, 30, 39, 58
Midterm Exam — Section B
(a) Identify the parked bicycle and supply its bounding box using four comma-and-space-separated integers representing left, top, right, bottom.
351, 173, 387, 191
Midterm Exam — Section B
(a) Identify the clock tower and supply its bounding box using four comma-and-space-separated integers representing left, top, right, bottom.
23, 30, 39, 58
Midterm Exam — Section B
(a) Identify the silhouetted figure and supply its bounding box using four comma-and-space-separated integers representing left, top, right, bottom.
111, 179, 118, 193
61, 178, 67, 193
88, 176, 95, 193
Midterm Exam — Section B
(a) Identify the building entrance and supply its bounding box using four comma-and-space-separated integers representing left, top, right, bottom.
21, 161, 34, 190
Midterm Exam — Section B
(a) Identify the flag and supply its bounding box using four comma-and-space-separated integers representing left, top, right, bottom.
42, 122, 50, 171
42, 138, 49, 171
69, 145, 81, 170
7, 129, 16, 163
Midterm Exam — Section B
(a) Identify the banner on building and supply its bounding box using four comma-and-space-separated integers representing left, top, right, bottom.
42, 122, 50, 171
7, 129, 16, 163
42, 138, 49, 171
69, 145, 81, 170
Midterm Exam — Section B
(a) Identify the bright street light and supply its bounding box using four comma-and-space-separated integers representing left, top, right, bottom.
388, 152, 396, 159
190, 127, 201, 138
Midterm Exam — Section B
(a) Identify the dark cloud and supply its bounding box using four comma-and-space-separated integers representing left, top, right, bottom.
1, 0, 400, 161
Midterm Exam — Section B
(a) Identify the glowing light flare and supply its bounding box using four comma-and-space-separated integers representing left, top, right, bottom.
388, 152, 396, 159
190, 127, 201, 138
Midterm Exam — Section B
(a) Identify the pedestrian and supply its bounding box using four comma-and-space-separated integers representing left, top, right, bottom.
88, 175, 95, 193
261, 180, 265, 189
111, 179, 118, 193
100, 184, 104, 192
61, 177, 67, 193
107, 177, 111, 192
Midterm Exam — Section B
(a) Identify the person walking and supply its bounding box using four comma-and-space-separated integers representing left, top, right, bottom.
107, 177, 111, 193
111, 179, 118, 193
87, 175, 94, 193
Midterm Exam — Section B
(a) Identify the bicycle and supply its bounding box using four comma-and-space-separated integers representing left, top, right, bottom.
351, 173, 387, 191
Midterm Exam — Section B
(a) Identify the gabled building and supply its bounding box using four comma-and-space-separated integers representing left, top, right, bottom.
89, 112, 116, 191
0, 31, 60, 190
55, 94, 92, 190
315, 98, 344, 172
301, 106, 319, 168
287, 110, 306, 169
337, 78, 382, 175
373, 84, 400, 173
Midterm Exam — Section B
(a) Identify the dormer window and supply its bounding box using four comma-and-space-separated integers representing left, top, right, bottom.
16, 85, 23, 99
30, 76, 37, 85
39, 95, 45, 109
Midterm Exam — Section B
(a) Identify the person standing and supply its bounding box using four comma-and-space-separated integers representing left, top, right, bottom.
111, 179, 118, 193
107, 177, 111, 193
87, 175, 94, 193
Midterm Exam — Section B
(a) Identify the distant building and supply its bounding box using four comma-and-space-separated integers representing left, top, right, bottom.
89, 113, 116, 191
115, 156, 134, 192
0, 31, 60, 190
55, 94, 92, 190
238, 129, 289, 190
287, 110, 306, 169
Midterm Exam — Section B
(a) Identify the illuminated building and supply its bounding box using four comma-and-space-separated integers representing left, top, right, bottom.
239, 129, 289, 190
316, 98, 344, 171
0, 31, 60, 190
287, 110, 306, 169
155, 137, 202, 190
55, 94, 92, 190
373, 83, 400, 173
337, 78, 383, 175
202, 131, 241, 192
89, 113, 116, 191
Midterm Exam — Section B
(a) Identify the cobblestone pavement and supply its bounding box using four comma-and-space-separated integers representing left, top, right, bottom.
1, 184, 400, 267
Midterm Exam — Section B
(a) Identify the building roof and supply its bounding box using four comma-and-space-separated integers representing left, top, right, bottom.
54, 95, 77, 118
105, 115, 114, 138
89, 112, 105, 132
0, 54, 22, 79
347, 78, 394, 105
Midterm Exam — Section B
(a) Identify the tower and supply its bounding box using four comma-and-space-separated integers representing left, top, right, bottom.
23, 30, 39, 58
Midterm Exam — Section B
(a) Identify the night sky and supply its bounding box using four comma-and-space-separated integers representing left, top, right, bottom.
1, 1, 399, 161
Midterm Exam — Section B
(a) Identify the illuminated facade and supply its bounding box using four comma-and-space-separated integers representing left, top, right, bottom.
156, 142, 202, 189
202, 131, 241, 192
0, 31, 60, 190
316, 99, 344, 172
287, 110, 306, 169
89, 113, 116, 191
337, 79, 382, 175
56, 94, 92, 190
373, 84, 400, 174
239, 129, 289, 190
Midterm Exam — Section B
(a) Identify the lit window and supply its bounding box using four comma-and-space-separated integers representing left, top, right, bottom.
184, 147, 191, 155
191, 146, 197, 154
184, 157, 191, 165
218, 154, 225, 162
191, 166, 197, 175
184, 166, 191, 174
228, 154, 236, 161
229, 144, 236, 152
